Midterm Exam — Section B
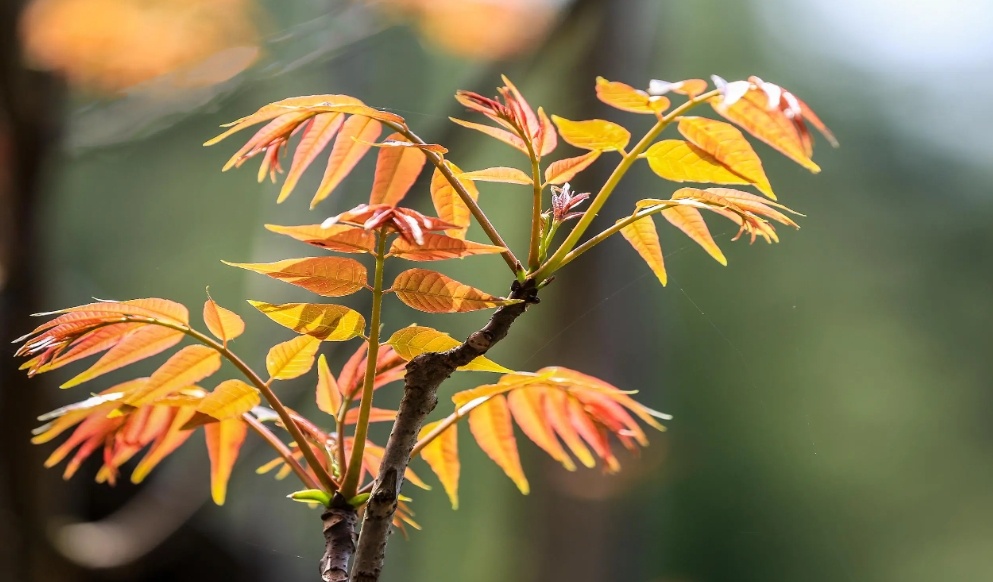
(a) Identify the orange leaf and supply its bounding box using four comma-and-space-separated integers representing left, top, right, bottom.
204, 418, 248, 505
543, 388, 595, 468
712, 89, 820, 172
131, 407, 197, 483
506, 387, 575, 471
205, 95, 364, 145
390, 269, 520, 313
265, 223, 377, 254
368, 139, 447, 154
449, 117, 528, 154
620, 216, 667, 286
678, 117, 775, 199
418, 420, 460, 509
312, 115, 383, 208
266, 335, 321, 380
644, 140, 756, 191
430, 161, 479, 239
369, 132, 427, 207
386, 326, 513, 373
60, 325, 184, 389
457, 167, 532, 185
595, 77, 668, 114
468, 395, 528, 494
543, 150, 601, 185
661, 205, 727, 265
196, 380, 259, 421
203, 294, 245, 346
536, 107, 557, 157
388, 232, 504, 261
315, 354, 341, 416
550, 116, 630, 152
249, 301, 365, 341
224, 257, 367, 297
342, 407, 397, 424
278, 112, 345, 203
124, 345, 222, 407
674, 79, 709, 97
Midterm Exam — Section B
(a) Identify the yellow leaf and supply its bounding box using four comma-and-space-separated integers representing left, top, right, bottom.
595, 77, 668, 114
507, 388, 575, 471
124, 345, 222, 407
315, 354, 341, 416
550, 116, 630, 152
678, 117, 775, 199
60, 325, 184, 389
468, 395, 528, 494
203, 294, 245, 346
312, 115, 383, 208
249, 301, 365, 341
644, 140, 756, 191
385, 325, 512, 373
197, 380, 259, 420
266, 335, 321, 380
264, 223, 377, 254
661, 205, 727, 265
204, 418, 248, 505
430, 161, 479, 239
369, 132, 427, 207
418, 420, 460, 509
457, 167, 532, 185
225, 257, 367, 297
619, 216, 667, 286
543, 150, 601, 185
390, 269, 520, 313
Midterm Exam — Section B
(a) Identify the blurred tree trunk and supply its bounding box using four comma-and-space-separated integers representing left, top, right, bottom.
0, 2, 76, 582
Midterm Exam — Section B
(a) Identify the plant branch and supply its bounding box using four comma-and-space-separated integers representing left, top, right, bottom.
387, 122, 522, 273
242, 412, 320, 490
340, 228, 388, 498
526, 144, 543, 271
321, 498, 358, 582
348, 278, 541, 582
533, 89, 721, 281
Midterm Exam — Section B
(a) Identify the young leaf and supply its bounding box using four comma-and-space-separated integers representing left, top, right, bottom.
448, 117, 528, 154
430, 161, 479, 239
711, 89, 821, 172
390, 269, 521, 313
203, 294, 245, 346
131, 407, 197, 483
204, 418, 248, 505
418, 420, 460, 509
312, 115, 383, 208
249, 301, 365, 341
644, 140, 756, 191
369, 132, 427, 207
468, 395, 529, 494
60, 325, 185, 389
266, 335, 322, 380
388, 232, 505, 262
535, 107, 558, 157
550, 116, 630, 152
661, 205, 727, 265
265, 223, 377, 254
619, 216, 667, 286
385, 325, 513, 373
278, 112, 345, 203
506, 388, 575, 471
342, 408, 397, 424
457, 167, 532, 185
543, 150, 601, 185
315, 354, 341, 416
595, 77, 668, 114
196, 380, 260, 421
124, 345, 222, 407
677, 117, 775, 199
225, 257, 367, 297
542, 388, 596, 469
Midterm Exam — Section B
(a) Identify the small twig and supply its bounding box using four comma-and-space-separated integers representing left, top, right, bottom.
348, 279, 540, 582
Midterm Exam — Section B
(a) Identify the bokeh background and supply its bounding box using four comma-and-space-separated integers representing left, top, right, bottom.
3, 1, 993, 581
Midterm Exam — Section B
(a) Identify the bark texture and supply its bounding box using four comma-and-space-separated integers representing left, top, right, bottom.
322, 498, 359, 582
347, 279, 540, 582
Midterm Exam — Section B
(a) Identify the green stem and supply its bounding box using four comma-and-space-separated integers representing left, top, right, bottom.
387, 123, 521, 273
532, 89, 721, 281
555, 202, 678, 270
334, 393, 354, 480
526, 141, 543, 271
339, 228, 388, 498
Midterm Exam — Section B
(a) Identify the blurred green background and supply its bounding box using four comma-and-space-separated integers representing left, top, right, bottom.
3, 1, 993, 581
